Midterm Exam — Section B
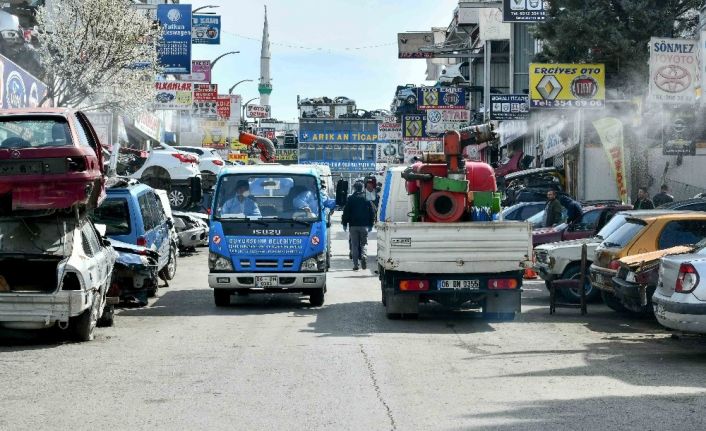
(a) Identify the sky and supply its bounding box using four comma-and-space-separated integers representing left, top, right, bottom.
190, 0, 459, 122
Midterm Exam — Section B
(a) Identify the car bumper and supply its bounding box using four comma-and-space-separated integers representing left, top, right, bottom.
589, 266, 616, 292
611, 277, 655, 313
209, 272, 326, 290
0, 291, 90, 328
653, 293, 706, 334
178, 227, 207, 248
533, 262, 555, 281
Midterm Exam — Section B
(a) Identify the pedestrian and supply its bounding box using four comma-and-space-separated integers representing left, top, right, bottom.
342, 182, 375, 271
633, 187, 655, 210
543, 190, 563, 227
335, 178, 348, 208
558, 194, 582, 224
652, 184, 674, 207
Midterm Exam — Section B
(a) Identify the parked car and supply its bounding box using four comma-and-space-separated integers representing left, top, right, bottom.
503, 167, 564, 206
658, 198, 706, 212
105, 238, 160, 306
0, 214, 116, 341
393, 84, 418, 114
177, 146, 225, 189
173, 211, 208, 251
501, 202, 546, 221
92, 181, 178, 291
590, 211, 706, 312
0, 108, 106, 213
652, 240, 706, 333
154, 189, 180, 258
533, 203, 632, 247
116, 143, 202, 209
526, 207, 568, 229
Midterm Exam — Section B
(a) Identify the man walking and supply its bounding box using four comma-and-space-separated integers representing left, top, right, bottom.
342, 182, 375, 271
558, 194, 583, 224
544, 190, 563, 227
652, 184, 674, 207
634, 187, 655, 210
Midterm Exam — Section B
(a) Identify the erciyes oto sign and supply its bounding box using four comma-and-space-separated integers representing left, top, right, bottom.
648, 37, 699, 105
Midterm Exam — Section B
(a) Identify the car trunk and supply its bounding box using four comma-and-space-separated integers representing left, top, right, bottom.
0, 256, 61, 292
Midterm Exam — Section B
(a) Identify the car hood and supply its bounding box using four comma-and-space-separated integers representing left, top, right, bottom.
619, 245, 694, 269
535, 237, 600, 252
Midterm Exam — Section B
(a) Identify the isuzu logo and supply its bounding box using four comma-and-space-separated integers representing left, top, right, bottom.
253, 229, 281, 235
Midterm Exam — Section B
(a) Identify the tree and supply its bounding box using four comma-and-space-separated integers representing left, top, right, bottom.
533, 0, 700, 97
36, 0, 162, 114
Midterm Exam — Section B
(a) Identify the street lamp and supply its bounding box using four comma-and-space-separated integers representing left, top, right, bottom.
229, 79, 254, 94
192, 5, 220, 14
242, 97, 260, 120
211, 51, 239, 69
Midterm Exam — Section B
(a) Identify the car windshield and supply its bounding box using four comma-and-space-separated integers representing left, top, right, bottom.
0, 116, 72, 149
213, 174, 321, 221
527, 207, 568, 228
0, 216, 75, 256
92, 198, 131, 235
602, 220, 645, 249
596, 214, 627, 239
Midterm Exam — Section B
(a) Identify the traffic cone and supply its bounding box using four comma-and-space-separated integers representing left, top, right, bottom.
524, 267, 538, 279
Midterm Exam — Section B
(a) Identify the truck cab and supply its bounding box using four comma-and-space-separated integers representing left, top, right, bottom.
208, 165, 334, 307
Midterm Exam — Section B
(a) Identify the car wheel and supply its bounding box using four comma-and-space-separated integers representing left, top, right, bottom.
141, 167, 171, 190
70, 294, 99, 341
169, 187, 189, 209
601, 290, 629, 313
406, 95, 416, 105
97, 304, 115, 327
214, 289, 231, 307
159, 246, 178, 281
559, 265, 599, 303
309, 287, 325, 307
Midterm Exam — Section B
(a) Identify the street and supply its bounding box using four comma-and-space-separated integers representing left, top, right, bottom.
1, 220, 706, 431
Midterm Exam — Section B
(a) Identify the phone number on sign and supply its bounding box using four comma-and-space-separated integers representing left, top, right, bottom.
532, 99, 604, 108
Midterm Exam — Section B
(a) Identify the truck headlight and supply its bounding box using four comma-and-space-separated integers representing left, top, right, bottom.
209, 252, 233, 271
302, 253, 326, 272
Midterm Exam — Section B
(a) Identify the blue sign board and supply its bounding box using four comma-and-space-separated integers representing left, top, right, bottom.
416, 86, 466, 110
299, 131, 379, 143
157, 4, 192, 74
192, 15, 221, 45
300, 160, 376, 173
0, 54, 47, 109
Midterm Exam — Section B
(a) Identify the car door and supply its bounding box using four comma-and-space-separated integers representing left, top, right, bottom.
138, 191, 158, 252
79, 222, 102, 292
563, 209, 602, 240
146, 191, 170, 269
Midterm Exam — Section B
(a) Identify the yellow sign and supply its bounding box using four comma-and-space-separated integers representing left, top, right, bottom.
228, 152, 249, 163
201, 120, 228, 148
593, 117, 628, 203
529, 63, 605, 109
276, 149, 298, 161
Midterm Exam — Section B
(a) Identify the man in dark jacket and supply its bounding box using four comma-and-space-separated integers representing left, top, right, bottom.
652, 184, 674, 207
544, 190, 563, 227
634, 187, 655, 210
342, 182, 375, 271
558, 195, 582, 224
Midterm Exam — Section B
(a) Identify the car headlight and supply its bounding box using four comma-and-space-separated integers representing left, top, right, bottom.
548, 256, 555, 268
302, 253, 326, 272
209, 252, 233, 271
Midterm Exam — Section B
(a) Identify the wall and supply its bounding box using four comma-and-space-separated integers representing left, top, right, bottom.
647, 149, 706, 200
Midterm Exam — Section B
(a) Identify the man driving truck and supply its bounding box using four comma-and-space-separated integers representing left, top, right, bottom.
221, 180, 261, 217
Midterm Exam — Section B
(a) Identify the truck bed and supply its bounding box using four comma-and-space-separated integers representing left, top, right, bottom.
377, 221, 532, 274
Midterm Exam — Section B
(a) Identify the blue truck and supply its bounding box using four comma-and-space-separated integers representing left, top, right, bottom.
208, 165, 334, 307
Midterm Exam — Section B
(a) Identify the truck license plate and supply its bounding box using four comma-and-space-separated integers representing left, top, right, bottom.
438, 279, 480, 290
256, 276, 277, 287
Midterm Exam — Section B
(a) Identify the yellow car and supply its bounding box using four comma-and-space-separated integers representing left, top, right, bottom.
589, 210, 706, 311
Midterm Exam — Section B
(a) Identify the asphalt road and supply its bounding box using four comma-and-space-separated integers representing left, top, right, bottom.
2, 221, 706, 430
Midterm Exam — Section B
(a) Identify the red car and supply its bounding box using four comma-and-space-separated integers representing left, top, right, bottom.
0, 108, 105, 213
532, 203, 632, 247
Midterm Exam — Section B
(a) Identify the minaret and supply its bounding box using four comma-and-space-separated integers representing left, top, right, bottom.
258, 6, 272, 110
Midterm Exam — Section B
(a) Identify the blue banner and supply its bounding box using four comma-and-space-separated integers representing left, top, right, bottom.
299, 130, 379, 143
0, 54, 47, 109
192, 15, 221, 44
300, 160, 376, 173
157, 4, 192, 74
416, 86, 466, 110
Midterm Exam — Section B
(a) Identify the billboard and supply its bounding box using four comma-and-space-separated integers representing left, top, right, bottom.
84, 112, 113, 148
299, 160, 376, 173
228, 94, 242, 125
490, 94, 530, 120
216, 96, 231, 120
529, 63, 605, 109
154, 81, 193, 110
402, 114, 428, 140
246, 104, 270, 118
503, 0, 549, 22
299, 130, 379, 143
178, 60, 211, 82
593, 117, 628, 203
648, 37, 699, 105
201, 120, 228, 149
378, 121, 402, 141
0, 53, 47, 109
193, 83, 217, 101
416, 86, 466, 110
192, 14, 220, 45
426, 109, 471, 133
134, 111, 161, 140
257, 127, 276, 140
662, 109, 696, 156
192, 100, 217, 119
397, 32, 434, 59
157, 4, 192, 74
479, 8, 510, 41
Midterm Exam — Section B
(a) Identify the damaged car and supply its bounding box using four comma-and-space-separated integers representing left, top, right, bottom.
105, 238, 160, 307
0, 214, 116, 341
172, 211, 209, 251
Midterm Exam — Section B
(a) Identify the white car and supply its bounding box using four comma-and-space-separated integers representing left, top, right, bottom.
653, 241, 706, 333
177, 146, 226, 189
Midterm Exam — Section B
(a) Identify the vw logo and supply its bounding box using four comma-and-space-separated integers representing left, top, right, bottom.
428, 110, 442, 123
167, 8, 182, 22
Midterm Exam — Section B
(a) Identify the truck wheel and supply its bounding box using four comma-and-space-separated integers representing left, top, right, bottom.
97, 304, 115, 327
560, 265, 598, 303
601, 290, 629, 313
309, 287, 325, 307
214, 290, 231, 307
159, 246, 178, 281
70, 295, 99, 341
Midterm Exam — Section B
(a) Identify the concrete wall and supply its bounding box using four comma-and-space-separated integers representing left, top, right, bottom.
647, 149, 706, 200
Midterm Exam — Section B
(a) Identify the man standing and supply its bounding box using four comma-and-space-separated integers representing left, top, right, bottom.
544, 190, 563, 227
634, 187, 655, 210
221, 180, 261, 217
652, 184, 674, 207
342, 182, 375, 271
558, 195, 583, 224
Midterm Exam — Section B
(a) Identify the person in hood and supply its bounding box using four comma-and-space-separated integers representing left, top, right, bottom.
342, 182, 375, 271
558, 195, 582, 225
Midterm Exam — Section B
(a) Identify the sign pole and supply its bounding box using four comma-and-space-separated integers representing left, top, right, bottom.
484, 40, 491, 122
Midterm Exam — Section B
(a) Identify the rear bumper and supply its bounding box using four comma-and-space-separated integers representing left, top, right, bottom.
0, 291, 90, 327
589, 266, 616, 292
611, 277, 655, 313
0, 176, 101, 211
178, 227, 207, 248
653, 293, 706, 333
209, 272, 326, 290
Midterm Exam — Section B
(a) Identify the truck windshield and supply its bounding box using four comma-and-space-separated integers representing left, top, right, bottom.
0, 217, 75, 256
214, 174, 321, 221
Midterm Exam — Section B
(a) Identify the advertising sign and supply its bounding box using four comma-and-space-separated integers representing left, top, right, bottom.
503, 0, 548, 22
178, 60, 211, 82
247, 104, 271, 118
416, 86, 466, 110
397, 32, 434, 59
426, 109, 471, 133
228, 153, 249, 163
192, 100, 217, 119
157, 4, 192, 74
403, 142, 423, 163
299, 130, 379, 143
402, 114, 427, 140
276, 149, 298, 163
154, 81, 193, 110
229, 94, 242, 125
0, 54, 47, 109
84, 112, 113, 147
300, 160, 376, 173
201, 120, 228, 149
539, 112, 577, 159
216, 96, 231, 120
378, 121, 402, 141
193, 83, 217, 101
490, 94, 530, 120
593, 117, 628, 203
662, 109, 696, 155
648, 37, 699, 105
192, 14, 220, 45
500, 120, 528, 147
377, 142, 404, 164
529, 63, 605, 108
479, 8, 511, 41
257, 127, 276, 140
134, 112, 161, 141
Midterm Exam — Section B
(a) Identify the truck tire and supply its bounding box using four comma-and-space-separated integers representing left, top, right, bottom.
97, 304, 115, 327
559, 265, 599, 303
214, 289, 231, 307
70, 295, 99, 341
601, 290, 629, 313
309, 287, 325, 307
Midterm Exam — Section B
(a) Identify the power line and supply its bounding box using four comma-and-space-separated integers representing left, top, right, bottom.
221, 30, 395, 52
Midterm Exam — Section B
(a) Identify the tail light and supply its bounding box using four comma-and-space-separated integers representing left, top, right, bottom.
488, 279, 519, 289
66, 156, 87, 172
399, 280, 429, 291
207, 208, 212, 215
136, 236, 147, 247
212, 159, 224, 166
172, 153, 198, 163
608, 260, 621, 271
676, 263, 700, 293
